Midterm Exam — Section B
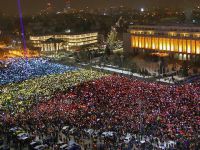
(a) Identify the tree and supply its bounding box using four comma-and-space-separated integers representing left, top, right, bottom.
131, 63, 138, 73
193, 68, 198, 74
107, 26, 117, 50
105, 45, 111, 56
181, 61, 189, 77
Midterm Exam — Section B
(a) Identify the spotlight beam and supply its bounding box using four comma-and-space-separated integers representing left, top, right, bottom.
17, 0, 27, 58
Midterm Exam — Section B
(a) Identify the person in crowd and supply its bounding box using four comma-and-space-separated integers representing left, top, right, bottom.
2, 75, 199, 149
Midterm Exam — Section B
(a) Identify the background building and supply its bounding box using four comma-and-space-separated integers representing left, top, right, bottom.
125, 25, 200, 56
30, 32, 98, 52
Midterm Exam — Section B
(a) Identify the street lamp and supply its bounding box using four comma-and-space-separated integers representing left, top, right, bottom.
140, 8, 144, 12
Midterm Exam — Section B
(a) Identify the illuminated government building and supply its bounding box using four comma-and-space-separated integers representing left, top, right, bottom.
30, 32, 98, 52
125, 25, 200, 57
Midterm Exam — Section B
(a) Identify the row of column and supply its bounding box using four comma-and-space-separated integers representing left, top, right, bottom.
36, 43, 63, 52
131, 36, 200, 54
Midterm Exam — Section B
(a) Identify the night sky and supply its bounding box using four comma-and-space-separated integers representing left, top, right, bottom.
0, 0, 199, 15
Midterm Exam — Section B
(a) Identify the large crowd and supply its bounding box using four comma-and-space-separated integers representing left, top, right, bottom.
2, 75, 199, 149
0, 57, 199, 149
0, 69, 107, 113
0, 58, 76, 85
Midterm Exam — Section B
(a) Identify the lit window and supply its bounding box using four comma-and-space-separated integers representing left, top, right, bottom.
193, 33, 200, 38
168, 32, 177, 37
147, 31, 154, 35
180, 33, 190, 37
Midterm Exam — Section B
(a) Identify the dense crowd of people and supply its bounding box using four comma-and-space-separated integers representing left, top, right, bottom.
0, 69, 107, 113
0, 58, 76, 85
0, 57, 199, 149
2, 75, 199, 149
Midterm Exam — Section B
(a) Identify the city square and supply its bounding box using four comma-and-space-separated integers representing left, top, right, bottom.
0, 0, 200, 150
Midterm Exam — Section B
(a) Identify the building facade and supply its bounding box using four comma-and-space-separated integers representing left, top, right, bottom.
30, 32, 98, 52
126, 25, 200, 55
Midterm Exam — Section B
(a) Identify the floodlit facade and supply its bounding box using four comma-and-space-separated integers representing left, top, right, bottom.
30, 32, 98, 51
127, 25, 200, 55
